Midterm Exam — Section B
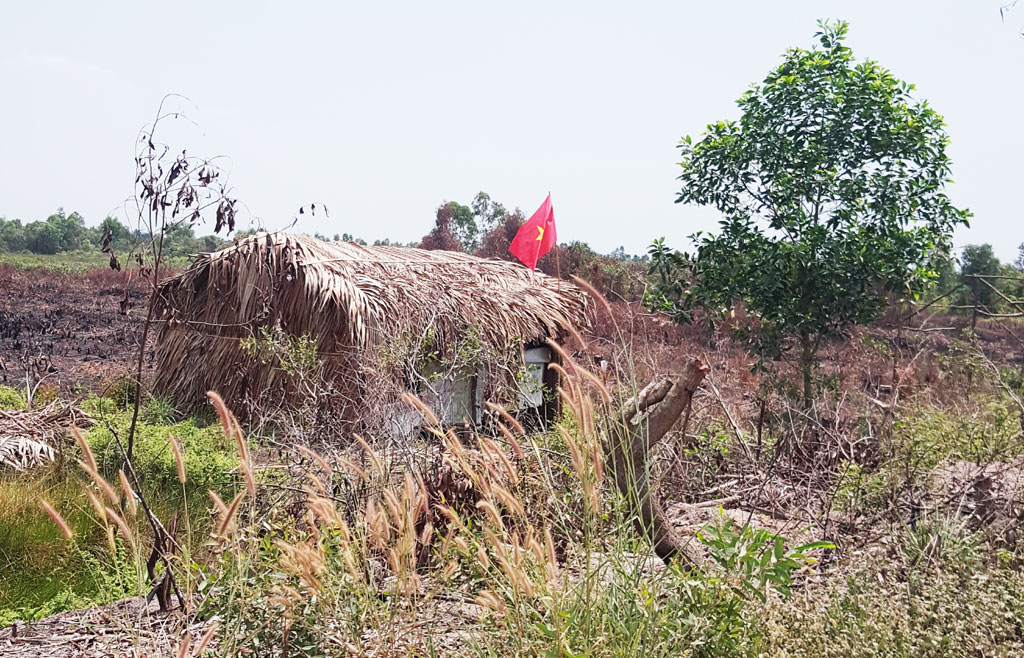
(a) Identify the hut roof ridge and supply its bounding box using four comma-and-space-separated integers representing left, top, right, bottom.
156, 231, 590, 352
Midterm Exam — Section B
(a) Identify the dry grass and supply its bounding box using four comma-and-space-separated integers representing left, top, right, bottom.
15, 281, 1024, 656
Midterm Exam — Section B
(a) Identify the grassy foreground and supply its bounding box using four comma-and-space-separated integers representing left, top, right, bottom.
3, 339, 1024, 656
0, 389, 238, 626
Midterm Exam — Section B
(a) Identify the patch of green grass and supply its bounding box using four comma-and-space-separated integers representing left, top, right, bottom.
0, 250, 112, 273
0, 396, 241, 625
82, 396, 237, 492
0, 250, 193, 273
760, 521, 1024, 657
835, 393, 1024, 514
0, 471, 137, 626
0, 385, 26, 411
893, 395, 1023, 467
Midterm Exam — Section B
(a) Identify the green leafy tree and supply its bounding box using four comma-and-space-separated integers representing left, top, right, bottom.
56, 211, 88, 251
645, 237, 691, 318
25, 220, 63, 254
340, 232, 368, 245
17, 209, 90, 253
0, 218, 27, 252
476, 196, 526, 259
93, 216, 132, 251
446, 201, 478, 252
660, 20, 969, 405
421, 200, 477, 252
472, 192, 514, 234
960, 244, 1002, 310
163, 222, 198, 258
197, 234, 226, 252
930, 246, 959, 297
958, 243, 1023, 323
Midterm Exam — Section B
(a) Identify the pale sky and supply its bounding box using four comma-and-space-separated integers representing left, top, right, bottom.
2, 1, 1022, 260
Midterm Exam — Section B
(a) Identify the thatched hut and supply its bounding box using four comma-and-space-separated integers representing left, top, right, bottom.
152, 232, 589, 434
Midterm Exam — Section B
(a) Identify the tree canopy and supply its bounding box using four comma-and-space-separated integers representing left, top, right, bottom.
651, 20, 970, 403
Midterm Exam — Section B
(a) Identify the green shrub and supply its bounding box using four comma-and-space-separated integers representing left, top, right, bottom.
83, 410, 237, 490
833, 460, 896, 514
698, 516, 834, 601
142, 395, 179, 425
100, 373, 136, 409
900, 514, 979, 572
762, 561, 1024, 657
893, 396, 1022, 468
838, 395, 1024, 516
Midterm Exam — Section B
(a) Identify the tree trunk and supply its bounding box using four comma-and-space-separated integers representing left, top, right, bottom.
609, 359, 707, 565
799, 327, 814, 409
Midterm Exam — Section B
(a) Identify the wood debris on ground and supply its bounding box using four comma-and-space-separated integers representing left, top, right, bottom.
0, 597, 212, 658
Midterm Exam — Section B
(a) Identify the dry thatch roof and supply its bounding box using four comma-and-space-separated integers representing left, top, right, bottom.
153, 232, 590, 412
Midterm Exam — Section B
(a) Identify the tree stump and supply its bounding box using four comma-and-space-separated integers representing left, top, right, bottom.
608, 359, 708, 565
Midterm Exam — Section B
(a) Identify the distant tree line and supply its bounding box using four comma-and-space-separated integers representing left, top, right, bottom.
0, 209, 227, 258
416, 191, 648, 302
936, 243, 1024, 316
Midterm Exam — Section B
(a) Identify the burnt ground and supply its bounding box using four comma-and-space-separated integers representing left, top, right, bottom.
0, 264, 148, 395
2, 258, 1020, 402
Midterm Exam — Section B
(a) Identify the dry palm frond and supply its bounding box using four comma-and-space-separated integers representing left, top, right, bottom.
0, 436, 54, 471
152, 232, 591, 414
1, 404, 93, 471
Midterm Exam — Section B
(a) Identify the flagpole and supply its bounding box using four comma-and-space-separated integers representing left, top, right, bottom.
552, 191, 562, 298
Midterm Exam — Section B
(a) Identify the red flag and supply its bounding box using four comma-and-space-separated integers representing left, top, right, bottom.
509, 194, 556, 271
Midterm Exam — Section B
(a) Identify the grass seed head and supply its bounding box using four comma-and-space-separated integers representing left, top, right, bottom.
117, 470, 137, 516
104, 505, 134, 543
87, 489, 108, 523
39, 499, 73, 540
352, 434, 383, 479
402, 391, 440, 427
78, 460, 119, 505
72, 425, 96, 473
175, 632, 191, 658
216, 491, 245, 538
169, 435, 187, 484
194, 621, 218, 655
